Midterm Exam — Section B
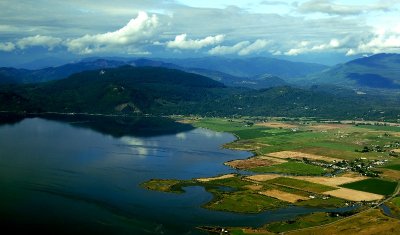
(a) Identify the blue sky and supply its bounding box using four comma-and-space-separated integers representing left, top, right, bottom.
1, 0, 400, 67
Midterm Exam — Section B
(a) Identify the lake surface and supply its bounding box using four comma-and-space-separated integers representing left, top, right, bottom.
0, 115, 354, 234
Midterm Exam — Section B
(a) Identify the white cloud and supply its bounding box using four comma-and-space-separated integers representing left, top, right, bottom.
16, 35, 62, 50
0, 42, 15, 52
166, 34, 225, 50
65, 11, 159, 54
347, 28, 400, 55
238, 39, 269, 55
285, 48, 303, 56
209, 39, 269, 55
208, 41, 250, 55
297, 0, 399, 16
284, 38, 344, 55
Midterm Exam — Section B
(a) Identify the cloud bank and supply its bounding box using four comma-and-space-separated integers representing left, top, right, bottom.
297, 0, 397, 16
0, 1, 400, 62
166, 34, 225, 50
209, 39, 269, 56
17, 35, 62, 50
65, 11, 159, 54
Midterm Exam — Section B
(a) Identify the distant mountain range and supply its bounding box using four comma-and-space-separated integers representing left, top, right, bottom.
1, 54, 400, 119
0, 59, 126, 84
3, 54, 400, 91
303, 53, 400, 89
0, 56, 326, 90
159, 57, 329, 78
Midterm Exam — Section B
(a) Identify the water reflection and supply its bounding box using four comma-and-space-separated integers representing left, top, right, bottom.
120, 136, 158, 157
0, 113, 195, 138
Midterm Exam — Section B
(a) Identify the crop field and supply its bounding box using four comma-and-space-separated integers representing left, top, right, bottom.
357, 124, 400, 132
267, 151, 340, 162
265, 177, 337, 193
295, 197, 346, 208
145, 117, 400, 234
196, 174, 235, 182
250, 162, 328, 176
287, 174, 367, 187
286, 209, 400, 235
259, 189, 308, 203
393, 197, 400, 207
386, 164, 400, 171
323, 188, 384, 201
194, 118, 400, 161
206, 190, 287, 213
264, 212, 340, 233
226, 156, 286, 169
340, 178, 398, 195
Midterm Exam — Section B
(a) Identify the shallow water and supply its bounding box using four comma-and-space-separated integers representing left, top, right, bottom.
0, 115, 355, 234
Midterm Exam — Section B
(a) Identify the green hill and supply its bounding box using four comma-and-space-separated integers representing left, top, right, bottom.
304, 53, 400, 89
0, 65, 399, 120
0, 66, 227, 114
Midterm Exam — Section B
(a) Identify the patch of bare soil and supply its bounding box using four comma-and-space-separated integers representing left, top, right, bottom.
260, 189, 309, 203
255, 122, 298, 129
323, 188, 384, 201
225, 156, 286, 169
196, 174, 235, 182
244, 184, 263, 191
267, 151, 341, 162
288, 175, 367, 187
245, 174, 281, 182
307, 124, 350, 131
380, 168, 400, 181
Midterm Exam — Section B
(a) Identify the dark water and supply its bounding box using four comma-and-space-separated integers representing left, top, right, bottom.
380, 204, 393, 217
0, 115, 354, 234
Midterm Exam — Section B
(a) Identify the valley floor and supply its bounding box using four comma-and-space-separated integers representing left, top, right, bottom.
143, 116, 400, 234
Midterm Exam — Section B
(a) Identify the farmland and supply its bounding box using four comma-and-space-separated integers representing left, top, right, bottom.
340, 178, 398, 195
143, 117, 400, 234
249, 161, 328, 176
386, 164, 400, 171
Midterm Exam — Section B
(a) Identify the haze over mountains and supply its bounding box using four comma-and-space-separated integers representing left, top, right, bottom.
1, 53, 400, 90
304, 54, 400, 89
0, 56, 326, 89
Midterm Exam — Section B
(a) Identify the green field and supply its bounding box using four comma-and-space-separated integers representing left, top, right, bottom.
250, 162, 328, 176
202, 176, 251, 189
386, 164, 400, 171
295, 197, 346, 208
357, 125, 400, 132
141, 179, 184, 193
265, 177, 337, 193
206, 190, 286, 213
264, 212, 339, 233
340, 178, 398, 195
393, 197, 400, 207
193, 118, 397, 161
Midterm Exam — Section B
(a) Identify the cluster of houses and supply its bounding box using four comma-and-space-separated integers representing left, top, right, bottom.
302, 157, 388, 177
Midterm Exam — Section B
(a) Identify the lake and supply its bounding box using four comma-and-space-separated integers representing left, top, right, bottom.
0, 114, 354, 234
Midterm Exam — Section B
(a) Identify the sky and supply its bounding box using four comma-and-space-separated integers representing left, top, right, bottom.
1, 0, 400, 67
